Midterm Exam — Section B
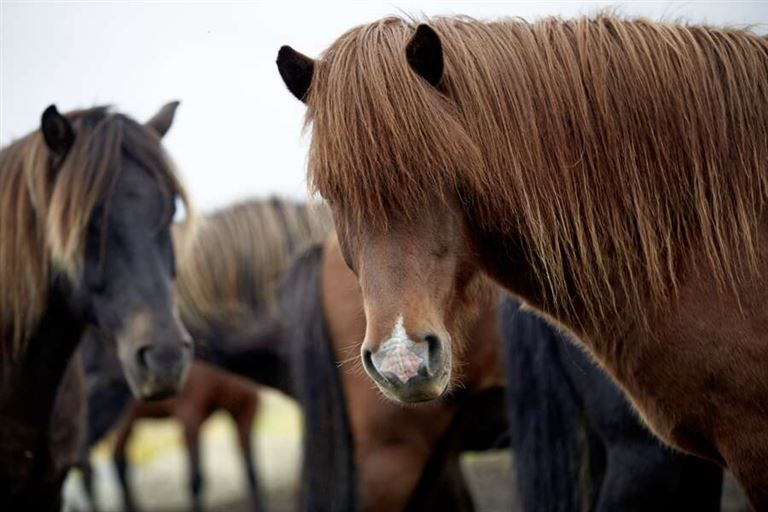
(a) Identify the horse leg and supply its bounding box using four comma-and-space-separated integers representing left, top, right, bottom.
112, 418, 138, 512
183, 419, 204, 512
80, 458, 100, 512
234, 402, 265, 512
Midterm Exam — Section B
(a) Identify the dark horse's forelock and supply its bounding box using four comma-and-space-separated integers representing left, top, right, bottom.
306, 14, 768, 330
0, 107, 192, 358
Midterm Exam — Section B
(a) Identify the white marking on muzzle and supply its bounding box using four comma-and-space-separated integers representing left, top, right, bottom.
375, 315, 425, 384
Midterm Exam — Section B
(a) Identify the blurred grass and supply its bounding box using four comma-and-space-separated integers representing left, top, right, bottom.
92, 388, 302, 464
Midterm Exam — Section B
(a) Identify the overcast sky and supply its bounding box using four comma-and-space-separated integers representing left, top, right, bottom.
2, 1, 767, 212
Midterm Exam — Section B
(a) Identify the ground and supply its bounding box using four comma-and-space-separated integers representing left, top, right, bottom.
63, 389, 747, 512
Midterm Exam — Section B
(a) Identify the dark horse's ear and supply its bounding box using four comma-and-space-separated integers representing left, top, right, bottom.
41, 105, 75, 158
276, 46, 315, 102
405, 24, 443, 88
146, 100, 180, 138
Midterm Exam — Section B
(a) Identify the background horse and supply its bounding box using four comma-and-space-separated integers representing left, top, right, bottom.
175, 196, 333, 397
79, 349, 263, 512
0, 102, 192, 510
113, 361, 262, 512
277, 15, 768, 506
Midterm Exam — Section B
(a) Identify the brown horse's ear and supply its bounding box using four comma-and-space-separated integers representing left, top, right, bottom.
146, 101, 180, 138
41, 105, 75, 158
276, 46, 315, 102
406, 24, 443, 88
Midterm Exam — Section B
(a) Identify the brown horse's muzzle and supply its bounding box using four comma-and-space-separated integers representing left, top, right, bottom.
362, 315, 451, 403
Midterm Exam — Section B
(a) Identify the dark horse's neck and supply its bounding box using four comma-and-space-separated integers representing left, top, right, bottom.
0, 282, 84, 510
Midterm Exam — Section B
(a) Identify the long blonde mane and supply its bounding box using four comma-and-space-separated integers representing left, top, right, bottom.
0, 107, 192, 357
305, 15, 768, 330
173, 197, 334, 333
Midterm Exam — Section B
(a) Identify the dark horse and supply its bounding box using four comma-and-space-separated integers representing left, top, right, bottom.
278, 14, 768, 507
0, 103, 193, 510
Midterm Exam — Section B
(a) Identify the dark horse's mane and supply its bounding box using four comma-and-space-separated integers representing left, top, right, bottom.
0, 107, 191, 360
173, 197, 334, 334
305, 14, 768, 330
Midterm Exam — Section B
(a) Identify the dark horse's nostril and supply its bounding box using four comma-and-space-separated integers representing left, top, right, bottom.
137, 345, 152, 370
136, 343, 188, 375
424, 333, 442, 374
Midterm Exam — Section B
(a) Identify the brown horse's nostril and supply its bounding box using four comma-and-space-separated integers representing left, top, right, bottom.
362, 347, 380, 379
423, 333, 442, 375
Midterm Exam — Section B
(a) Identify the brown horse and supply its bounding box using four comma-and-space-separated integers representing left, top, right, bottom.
277, 15, 768, 507
109, 360, 263, 512
0, 103, 193, 510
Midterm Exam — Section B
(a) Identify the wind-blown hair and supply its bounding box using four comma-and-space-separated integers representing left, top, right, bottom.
0, 107, 192, 357
305, 15, 768, 329
173, 198, 334, 333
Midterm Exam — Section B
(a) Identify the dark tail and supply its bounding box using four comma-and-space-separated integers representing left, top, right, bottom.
279, 244, 357, 512
501, 298, 583, 512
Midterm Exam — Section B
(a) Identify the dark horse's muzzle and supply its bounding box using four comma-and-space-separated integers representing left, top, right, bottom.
117, 311, 193, 400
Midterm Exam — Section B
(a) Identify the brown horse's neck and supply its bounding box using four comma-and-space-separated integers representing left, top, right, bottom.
465, 214, 633, 350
